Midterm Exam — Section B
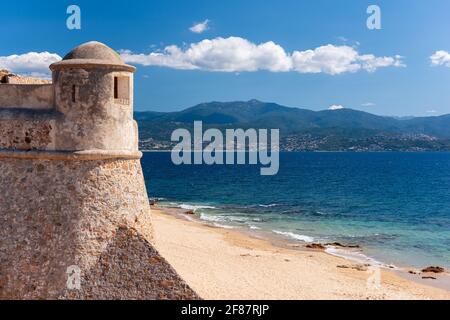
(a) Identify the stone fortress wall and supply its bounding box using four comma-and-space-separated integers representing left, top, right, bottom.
0, 70, 51, 84
0, 42, 198, 299
0, 70, 56, 151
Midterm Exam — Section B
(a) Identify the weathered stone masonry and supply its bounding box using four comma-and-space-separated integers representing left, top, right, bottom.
0, 41, 198, 299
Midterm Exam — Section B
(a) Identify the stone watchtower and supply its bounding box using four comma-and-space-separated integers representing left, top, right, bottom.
0, 41, 197, 299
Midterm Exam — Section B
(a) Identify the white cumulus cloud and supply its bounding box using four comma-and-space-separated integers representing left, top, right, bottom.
121, 37, 292, 72
189, 19, 210, 34
430, 50, 450, 67
0, 51, 62, 77
292, 45, 360, 74
292, 46, 405, 75
358, 54, 405, 72
328, 104, 345, 110
121, 37, 405, 75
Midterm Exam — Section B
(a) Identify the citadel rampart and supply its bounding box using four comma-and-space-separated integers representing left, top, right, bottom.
0, 84, 54, 109
0, 42, 198, 299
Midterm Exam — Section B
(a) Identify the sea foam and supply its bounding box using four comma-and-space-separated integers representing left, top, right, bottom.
272, 230, 314, 243
179, 204, 216, 212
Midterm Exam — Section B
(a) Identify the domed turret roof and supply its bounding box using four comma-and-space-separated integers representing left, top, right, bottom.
63, 41, 124, 64
50, 41, 135, 72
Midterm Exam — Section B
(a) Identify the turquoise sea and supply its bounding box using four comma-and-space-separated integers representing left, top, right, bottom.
142, 152, 450, 269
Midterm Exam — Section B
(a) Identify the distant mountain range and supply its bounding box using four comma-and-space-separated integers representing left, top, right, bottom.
135, 100, 450, 151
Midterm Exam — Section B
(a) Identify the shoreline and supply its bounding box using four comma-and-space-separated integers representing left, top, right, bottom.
150, 205, 450, 300
154, 202, 448, 272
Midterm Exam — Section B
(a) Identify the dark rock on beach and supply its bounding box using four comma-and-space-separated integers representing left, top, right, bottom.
306, 243, 326, 250
421, 266, 445, 274
325, 242, 360, 248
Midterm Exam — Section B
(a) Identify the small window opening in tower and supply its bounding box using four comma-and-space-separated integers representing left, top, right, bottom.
72, 85, 76, 102
114, 76, 130, 105
114, 77, 118, 99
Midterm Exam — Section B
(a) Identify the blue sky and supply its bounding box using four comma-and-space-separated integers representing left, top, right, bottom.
1, 0, 450, 116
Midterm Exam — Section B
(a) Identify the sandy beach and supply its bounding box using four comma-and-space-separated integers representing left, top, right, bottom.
150, 206, 450, 300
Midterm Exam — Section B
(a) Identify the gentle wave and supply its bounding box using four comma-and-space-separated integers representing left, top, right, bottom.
325, 247, 393, 269
199, 213, 227, 222
212, 223, 235, 229
272, 230, 314, 243
179, 204, 217, 212
227, 216, 252, 222
149, 197, 166, 201
199, 212, 261, 230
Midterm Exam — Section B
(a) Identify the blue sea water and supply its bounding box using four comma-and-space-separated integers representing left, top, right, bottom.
142, 152, 450, 269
